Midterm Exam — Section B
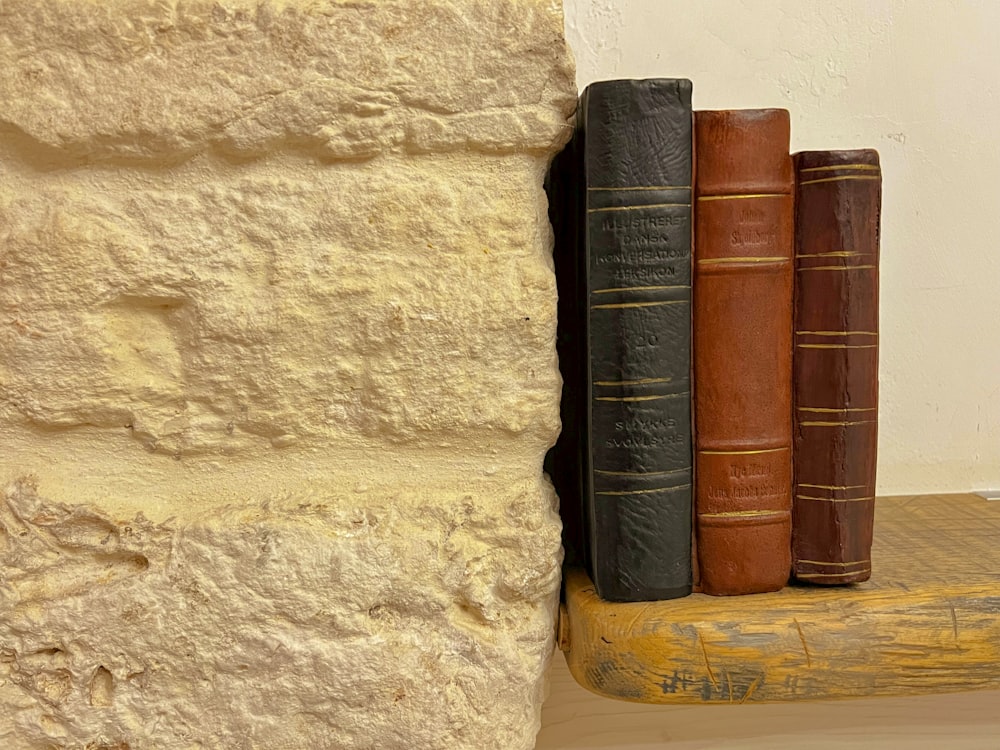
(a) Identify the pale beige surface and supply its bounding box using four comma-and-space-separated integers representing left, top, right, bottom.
0, 1, 576, 748
537, 655, 1000, 749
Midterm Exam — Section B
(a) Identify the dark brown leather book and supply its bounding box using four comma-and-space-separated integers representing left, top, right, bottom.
792, 149, 882, 584
693, 109, 793, 596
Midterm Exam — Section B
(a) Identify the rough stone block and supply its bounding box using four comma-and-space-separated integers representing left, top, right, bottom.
0, 1, 575, 747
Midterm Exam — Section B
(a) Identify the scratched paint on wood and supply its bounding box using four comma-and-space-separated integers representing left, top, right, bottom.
562, 494, 1000, 703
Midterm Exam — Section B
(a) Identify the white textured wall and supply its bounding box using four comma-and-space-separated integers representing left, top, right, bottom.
564, 0, 1000, 495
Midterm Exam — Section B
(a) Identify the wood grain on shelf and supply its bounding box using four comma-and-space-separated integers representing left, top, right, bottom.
561, 494, 1000, 704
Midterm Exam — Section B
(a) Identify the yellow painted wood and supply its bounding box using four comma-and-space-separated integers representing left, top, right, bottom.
562, 493, 1000, 704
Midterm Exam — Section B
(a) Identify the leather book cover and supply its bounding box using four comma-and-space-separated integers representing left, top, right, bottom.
693, 109, 793, 596
792, 149, 881, 584
573, 78, 694, 602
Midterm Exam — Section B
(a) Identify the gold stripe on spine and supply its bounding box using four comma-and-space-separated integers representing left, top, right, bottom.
799, 164, 881, 173
697, 193, 788, 201
588, 185, 691, 191
796, 569, 871, 579
796, 251, 874, 258
697, 256, 788, 264
595, 377, 672, 386
588, 203, 690, 212
593, 285, 687, 294
699, 510, 790, 518
795, 406, 876, 414
595, 467, 691, 477
797, 265, 877, 272
595, 393, 688, 402
796, 559, 872, 566
798, 483, 868, 490
796, 495, 874, 503
796, 344, 877, 350
796, 406, 876, 414
596, 485, 691, 496
799, 175, 881, 186
699, 448, 788, 456
795, 331, 878, 336
800, 420, 877, 427
591, 300, 687, 310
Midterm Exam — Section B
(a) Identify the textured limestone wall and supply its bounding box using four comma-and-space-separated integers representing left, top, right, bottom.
0, 1, 576, 747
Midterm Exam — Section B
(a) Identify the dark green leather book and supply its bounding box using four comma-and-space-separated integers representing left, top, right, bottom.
550, 79, 694, 601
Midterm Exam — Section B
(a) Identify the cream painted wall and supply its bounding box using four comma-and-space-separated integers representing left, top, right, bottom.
562, 0, 1000, 495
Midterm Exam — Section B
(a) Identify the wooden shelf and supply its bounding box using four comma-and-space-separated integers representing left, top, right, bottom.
559, 493, 1000, 704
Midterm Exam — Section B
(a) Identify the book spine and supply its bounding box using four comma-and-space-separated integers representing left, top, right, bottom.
581, 79, 694, 602
693, 109, 793, 596
792, 149, 881, 584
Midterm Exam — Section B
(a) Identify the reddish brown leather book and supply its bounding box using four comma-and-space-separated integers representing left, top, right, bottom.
693, 109, 793, 596
792, 149, 882, 584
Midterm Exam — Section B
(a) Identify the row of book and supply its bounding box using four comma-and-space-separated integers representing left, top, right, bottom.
546, 78, 882, 601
